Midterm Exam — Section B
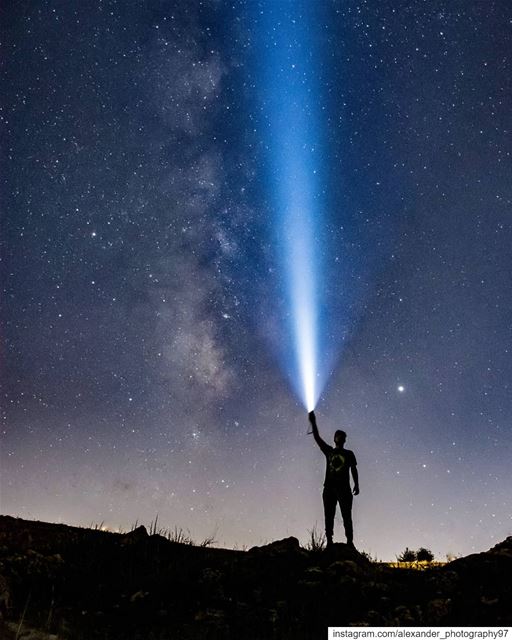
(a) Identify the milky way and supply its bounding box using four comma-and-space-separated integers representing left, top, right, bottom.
2, 1, 512, 559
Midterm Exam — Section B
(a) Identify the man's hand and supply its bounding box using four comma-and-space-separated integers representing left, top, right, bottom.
353, 485, 360, 496
308, 410, 316, 426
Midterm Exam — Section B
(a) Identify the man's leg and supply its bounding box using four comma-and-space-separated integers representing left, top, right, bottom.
339, 491, 354, 546
322, 486, 337, 545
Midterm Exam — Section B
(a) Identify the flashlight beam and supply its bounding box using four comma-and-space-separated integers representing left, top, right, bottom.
258, 2, 325, 411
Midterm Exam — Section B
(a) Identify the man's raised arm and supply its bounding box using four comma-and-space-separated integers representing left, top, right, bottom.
308, 411, 331, 455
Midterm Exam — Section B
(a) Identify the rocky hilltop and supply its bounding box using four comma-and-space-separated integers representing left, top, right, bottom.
0, 515, 510, 639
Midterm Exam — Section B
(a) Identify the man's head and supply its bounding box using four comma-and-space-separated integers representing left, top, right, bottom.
334, 429, 346, 446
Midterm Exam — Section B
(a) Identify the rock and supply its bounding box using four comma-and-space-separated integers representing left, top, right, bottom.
326, 559, 363, 579
194, 608, 225, 622
377, 596, 392, 612
248, 536, 302, 555
121, 526, 148, 544
323, 543, 371, 565
365, 610, 384, 624
303, 566, 323, 580
297, 567, 324, 591
129, 590, 149, 603
426, 598, 451, 623
392, 604, 416, 625
297, 578, 323, 593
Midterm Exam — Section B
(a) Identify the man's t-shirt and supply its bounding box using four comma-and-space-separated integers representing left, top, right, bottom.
322, 446, 357, 490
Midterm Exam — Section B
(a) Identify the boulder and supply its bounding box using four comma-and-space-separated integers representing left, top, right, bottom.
248, 536, 302, 555
120, 525, 148, 545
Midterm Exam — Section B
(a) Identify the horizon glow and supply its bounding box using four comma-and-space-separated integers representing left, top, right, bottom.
258, 2, 326, 411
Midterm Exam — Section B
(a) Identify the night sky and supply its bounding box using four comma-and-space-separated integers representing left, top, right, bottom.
2, 1, 512, 560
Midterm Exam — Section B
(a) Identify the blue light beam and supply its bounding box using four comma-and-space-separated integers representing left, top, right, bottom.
258, 2, 327, 411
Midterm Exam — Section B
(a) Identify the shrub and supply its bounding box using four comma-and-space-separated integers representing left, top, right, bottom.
416, 547, 434, 562
397, 547, 435, 562
396, 547, 417, 562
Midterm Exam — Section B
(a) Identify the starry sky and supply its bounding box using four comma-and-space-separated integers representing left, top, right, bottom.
2, 1, 511, 560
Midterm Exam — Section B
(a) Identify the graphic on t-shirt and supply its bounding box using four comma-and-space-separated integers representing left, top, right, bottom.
329, 452, 347, 475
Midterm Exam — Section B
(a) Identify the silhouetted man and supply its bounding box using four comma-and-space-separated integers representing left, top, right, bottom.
308, 410, 359, 547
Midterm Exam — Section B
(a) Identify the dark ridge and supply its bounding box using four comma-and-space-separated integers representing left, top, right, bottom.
0, 515, 511, 639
